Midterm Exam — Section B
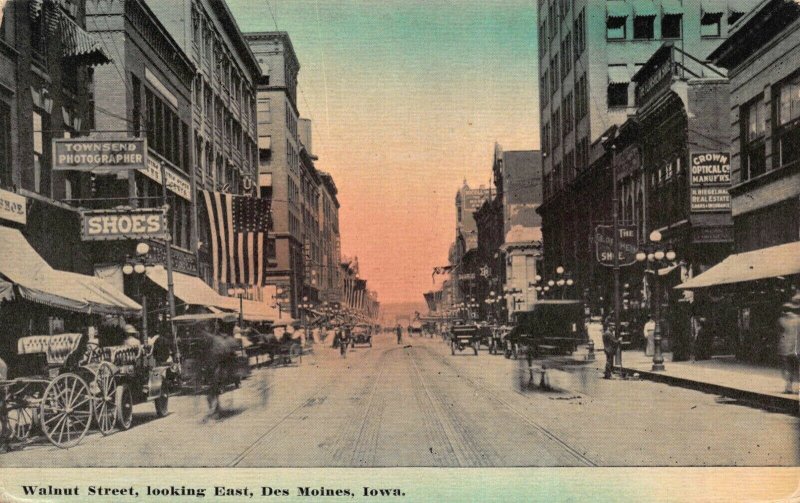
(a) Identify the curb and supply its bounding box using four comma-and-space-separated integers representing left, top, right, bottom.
618, 365, 800, 415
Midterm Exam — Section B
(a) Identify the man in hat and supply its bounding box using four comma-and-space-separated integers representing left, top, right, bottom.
602, 317, 620, 379
123, 324, 141, 347
778, 293, 800, 394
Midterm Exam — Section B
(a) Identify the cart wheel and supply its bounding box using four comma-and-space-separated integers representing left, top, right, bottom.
93, 362, 117, 436
115, 385, 133, 430
40, 373, 93, 449
6, 401, 37, 441
154, 394, 169, 418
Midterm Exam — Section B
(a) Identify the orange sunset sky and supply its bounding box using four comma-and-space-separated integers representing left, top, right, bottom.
229, 0, 540, 304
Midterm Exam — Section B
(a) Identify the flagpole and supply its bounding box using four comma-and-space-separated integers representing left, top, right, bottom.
161, 162, 179, 362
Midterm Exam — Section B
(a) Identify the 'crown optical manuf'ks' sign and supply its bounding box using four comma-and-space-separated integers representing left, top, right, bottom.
80, 207, 168, 241
53, 138, 147, 171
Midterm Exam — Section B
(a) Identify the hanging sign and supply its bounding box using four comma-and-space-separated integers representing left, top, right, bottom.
53, 138, 146, 171
80, 207, 168, 241
0, 188, 26, 224
690, 152, 731, 212
138, 155, 192, 201
595, 224, 638, 266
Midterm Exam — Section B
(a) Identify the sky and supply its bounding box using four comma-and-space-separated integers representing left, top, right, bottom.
229, 0, 539, 304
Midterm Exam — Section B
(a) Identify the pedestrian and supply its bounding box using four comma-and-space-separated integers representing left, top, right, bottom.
778, 294, 800, 394
395, 324, 403, 344
602, 318, 619, 379
200, 319, 234, 421
643, 315, 656, 356
123, 324, 142, 347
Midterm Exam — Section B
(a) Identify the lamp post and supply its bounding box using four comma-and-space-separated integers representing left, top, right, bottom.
123, 242, 151, 342
299, 296, 314, 344
635, 230, 677, 372
227, 287, 246, 328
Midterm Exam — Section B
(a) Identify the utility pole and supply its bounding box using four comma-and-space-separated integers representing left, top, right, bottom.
160, 162, 179, 361
611, 143, 622, 373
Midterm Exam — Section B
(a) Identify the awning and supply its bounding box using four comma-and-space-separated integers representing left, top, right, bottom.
701, 0, 726, 15
727, 0, 752, 14
661, 0, 684, 15
216, 296, 284, 323
633, 0, 658, 17
56, 9, 111, 66
608, 65, 631, 84
607, 1, 631, 18
676, 241, 800, 290
0, 226, 141, 315
258, 136, 271, 150
146, 267, 230, 309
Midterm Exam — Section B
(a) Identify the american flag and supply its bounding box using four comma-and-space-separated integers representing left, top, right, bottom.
201, 190, 271, 286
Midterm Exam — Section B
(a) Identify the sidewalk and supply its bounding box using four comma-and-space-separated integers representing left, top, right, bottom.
581, 347, 799, 415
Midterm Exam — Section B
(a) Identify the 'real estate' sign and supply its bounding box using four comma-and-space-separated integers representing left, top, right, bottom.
80, 207, 168, 241
53, 138, 146, 171
690, 152, 731, 212
595, 224, 638, 267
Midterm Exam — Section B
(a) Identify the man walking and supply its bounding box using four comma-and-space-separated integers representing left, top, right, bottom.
396, 324, 403, 345
602, 318, 619, 379
778, 294, 800, 394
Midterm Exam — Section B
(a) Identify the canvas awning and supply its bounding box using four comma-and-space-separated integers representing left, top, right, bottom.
727, 0, 752, 14
632, 0, 658, 17
608, 65, 631, 84
57, 9, 111, 66
216, 295, 285, 323
675, 241, 800, 290
701, 0, 726, 16
661, 0, 684, 15
0, 226, 141, 315
607, 1, 631, 18
146, 267, 230, 309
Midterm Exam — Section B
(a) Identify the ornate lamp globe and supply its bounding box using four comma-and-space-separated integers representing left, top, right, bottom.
557, 279, 565, 286
122, 264, 134, 275
556, 266, 565, 275
654, 250, 665, 261
649, 230, 662, 243
666, 250, 677, 261
566, 279, 574, 286
133, 263, 146, 274
548, 280, 555, 287
636, 251, 647, 262
135, 242, 150, 256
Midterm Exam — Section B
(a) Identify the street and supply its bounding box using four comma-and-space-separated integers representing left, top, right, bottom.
2, 334, 797, 468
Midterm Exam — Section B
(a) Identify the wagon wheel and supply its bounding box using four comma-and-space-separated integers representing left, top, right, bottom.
6, 400, 37, 441
40, 373, 93, 449
92, 362, 117, 435
115, 385, 133, 430
82, 343, 103, 365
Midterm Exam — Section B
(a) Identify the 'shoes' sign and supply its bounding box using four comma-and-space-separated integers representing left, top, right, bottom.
690, 152, 731, 212
81, 208, 168, 241
53, 139, 146, 171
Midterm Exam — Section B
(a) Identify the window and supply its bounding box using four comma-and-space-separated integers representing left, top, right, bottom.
662, 14, 682, 38
553, 162, 562, 191
608, 83, 629, 107
552, 108, 561, 148
607, 16, 626, 40
32, 111, 48, 194
541, 70, 549, 107
576, 136, 589, 172
562, 92, 573, 137
257, 98, 271, 124
633, 16, 654, 39
701, 12, 722, 37
542, 122, 551, 155
775, 75, 800, 170
741, 96, 766, 180
728, 10, 744, 26
573, 9, 585, 60
575, 74, 588, 121
563, 150, 575, 183
561, 33, 572, 78
0, 102, 10, 188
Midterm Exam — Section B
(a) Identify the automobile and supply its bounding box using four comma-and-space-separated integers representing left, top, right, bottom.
351, 324, 373, 347
505, 300, 587, 360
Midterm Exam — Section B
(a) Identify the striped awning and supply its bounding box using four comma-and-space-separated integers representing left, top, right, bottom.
728, 0, 753, 14
57, 9, 111, 66
701, 0, 726, 15
661, 0, 684, 14
633, 0, 658, 17
608, 65, 631, 84
607, 1, 631, 19
0, 226, 141, 315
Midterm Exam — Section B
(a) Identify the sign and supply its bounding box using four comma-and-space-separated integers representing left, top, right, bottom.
614, 145, 641, 182
81, 208, 167, 241
0, 188, 26, 224
635, 45, 674, 106
147, 240, 198, 275
595, 225, 638, 267
138, 155, 193, 201
690, 152, 731, 212
692, 226, 733, 243
53, 138, 146, 171
458, 273, 476, 281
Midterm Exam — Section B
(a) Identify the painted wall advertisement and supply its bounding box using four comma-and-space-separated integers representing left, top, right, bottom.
690, 152, 731, 212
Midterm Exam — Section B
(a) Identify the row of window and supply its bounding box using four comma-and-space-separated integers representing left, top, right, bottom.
132, 76, 192, 174
542, 136, 589, 201
606, 11, 744, 41
741, 73, 800, 181
539, 9, 586, 101
542, 75, 588, 155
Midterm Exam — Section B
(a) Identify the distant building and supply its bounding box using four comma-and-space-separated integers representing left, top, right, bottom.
318, 171, 341, 304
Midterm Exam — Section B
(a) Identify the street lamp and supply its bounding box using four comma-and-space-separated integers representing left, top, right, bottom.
299, 295, 315, 345
123, 242, 152, 341
636, 230, 677, 372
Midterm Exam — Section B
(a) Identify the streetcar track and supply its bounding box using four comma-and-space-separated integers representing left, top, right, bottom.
418, 344, 597, 466
227, 346, 375, 467
348, 352, 390, 466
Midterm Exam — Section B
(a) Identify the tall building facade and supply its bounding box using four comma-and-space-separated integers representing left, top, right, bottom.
142, 0, 261, 287
318, 171, 341, 304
